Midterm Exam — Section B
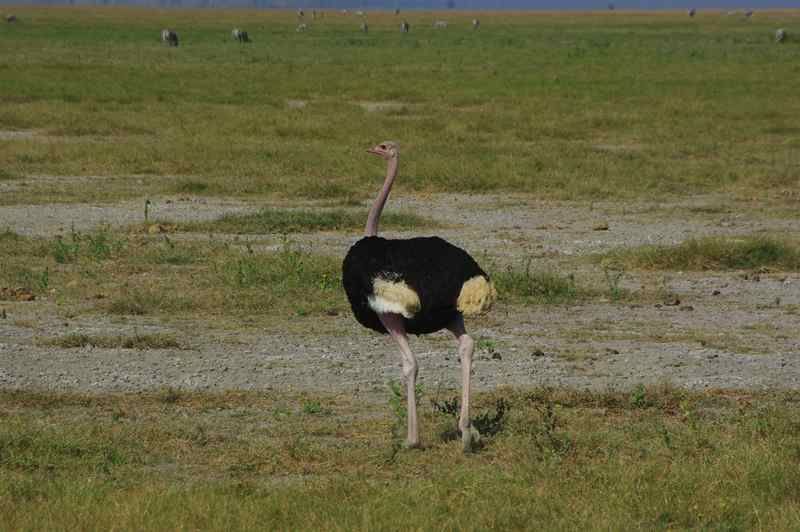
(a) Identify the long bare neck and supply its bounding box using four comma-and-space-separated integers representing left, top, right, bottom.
365, 156, 398, 237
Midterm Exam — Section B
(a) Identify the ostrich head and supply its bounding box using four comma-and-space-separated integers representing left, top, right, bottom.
367, 141, 399, 160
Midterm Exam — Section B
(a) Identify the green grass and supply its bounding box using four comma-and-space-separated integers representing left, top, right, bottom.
603, 235, 800, 271
40, 332, 180, 349
183, 208, 435, 234
1, 386, 799, 530
0, 229, 344, 326
493, 257, 581, 304
2, 8, 800, 205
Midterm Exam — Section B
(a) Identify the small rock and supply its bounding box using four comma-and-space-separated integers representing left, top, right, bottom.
531, 349, 546, 357
712, 289, 721, 296
592, 222, 610, 231
605, 348, 620, 355
679, 305, 694, 311
664, 297, 681, 306
491, 351, 502, 360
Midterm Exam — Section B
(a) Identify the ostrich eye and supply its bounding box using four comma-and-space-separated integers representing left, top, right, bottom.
380, 144, 386, 150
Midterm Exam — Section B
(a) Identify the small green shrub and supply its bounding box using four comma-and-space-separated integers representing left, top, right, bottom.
494, 258, 578, 304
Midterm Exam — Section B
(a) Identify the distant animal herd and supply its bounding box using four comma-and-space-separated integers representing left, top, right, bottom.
0, 10, 792, 46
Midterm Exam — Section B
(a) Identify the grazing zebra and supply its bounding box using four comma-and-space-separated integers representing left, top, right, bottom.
296, 23, 308, 32
433, 20, 448, 29
472, 18, 480, 29
231, 28, 250, 43
6, 14, 17, 23
161, 29, 179, 47
775, 28, 787, 43
360, 22, 368, 33
688, 8, 696, 17
400, 20, 410, 33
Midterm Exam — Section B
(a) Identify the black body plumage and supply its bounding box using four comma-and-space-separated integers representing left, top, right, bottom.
342, 236, 488, 335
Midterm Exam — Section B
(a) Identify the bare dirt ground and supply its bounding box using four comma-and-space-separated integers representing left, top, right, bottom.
1, 192, 799, 397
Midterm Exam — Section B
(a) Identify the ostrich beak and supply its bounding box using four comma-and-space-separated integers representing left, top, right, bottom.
367, 147, 380, 155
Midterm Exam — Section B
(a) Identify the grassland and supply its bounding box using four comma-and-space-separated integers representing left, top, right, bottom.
2, 8, 800, 530
2, 386, 800, 530
1, 8, 800, 205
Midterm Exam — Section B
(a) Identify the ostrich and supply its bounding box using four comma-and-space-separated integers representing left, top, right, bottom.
472, 18, 480, 30
296, 23, 308, 32
776, 28, 787, 43
342, 141, 496, 452
232, 28, 250, 43
688, 8, 696, 17
6, 14, 17, 23
161, 29, 179, 47
360, 21, 369, 33
400, 20, 410, 33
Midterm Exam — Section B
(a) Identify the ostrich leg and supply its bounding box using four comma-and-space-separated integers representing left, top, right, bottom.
379, 313, 419, 448
449, 316, 480, 452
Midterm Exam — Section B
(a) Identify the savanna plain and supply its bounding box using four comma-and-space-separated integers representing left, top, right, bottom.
1, 7, 800, 530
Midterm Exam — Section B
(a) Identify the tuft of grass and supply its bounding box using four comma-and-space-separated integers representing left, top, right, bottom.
0, 228, 24, 242
172, 180, 210, 194
0, 168, 18, 181
106, 288, 196, 316
40, 332, 180, 350
494, 258, 579, 304
603, 235, 800, 271
183, 208, 434, 234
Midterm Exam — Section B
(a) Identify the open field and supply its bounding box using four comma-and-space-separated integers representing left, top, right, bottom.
1, 7, 800, 529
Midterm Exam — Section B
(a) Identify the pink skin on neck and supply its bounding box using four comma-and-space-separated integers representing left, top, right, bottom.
365, 155, 398, 237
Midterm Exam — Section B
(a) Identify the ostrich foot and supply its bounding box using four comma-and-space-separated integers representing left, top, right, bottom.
403, 439, 421, 450
461, 425, 481, 453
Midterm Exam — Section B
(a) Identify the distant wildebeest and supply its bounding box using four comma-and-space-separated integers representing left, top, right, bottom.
6, 14, 17, 23
775, 28, 787, 43
744, 10, 753, 18
360, 22, 368, 33
433, 20, 448, 29
296, 23, 308, 32
400, 20, 410, 33
232, 28, 250, 43
608, 3, 615, 10
472, 18, 480, 29
688, 8, 696, 17
161, 29, 179, 47
394, 8, 400, 15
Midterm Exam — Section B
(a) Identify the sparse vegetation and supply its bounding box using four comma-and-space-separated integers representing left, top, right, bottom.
0, 228, 344, 325
494, 257, 579, 304
1, 387, 799, 530
183, 208, 434, 234
603, 235, 800, 271
40, 332, 180, 350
